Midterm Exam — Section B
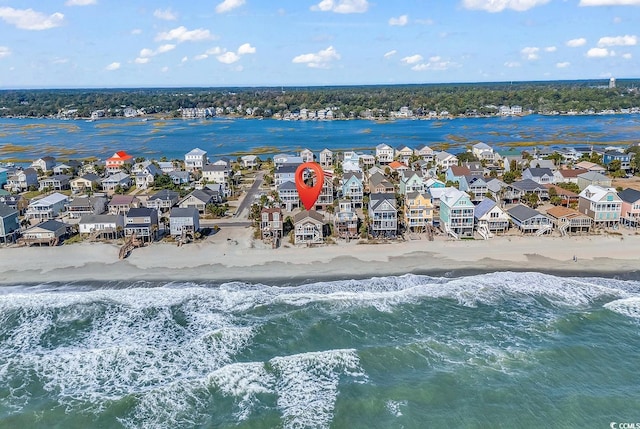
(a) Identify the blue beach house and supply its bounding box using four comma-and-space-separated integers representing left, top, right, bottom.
0, 167, 7, 188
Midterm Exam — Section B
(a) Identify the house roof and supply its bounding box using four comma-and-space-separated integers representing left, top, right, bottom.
575, 161, 606, 171
102, 172, 130, 182
107, 151, 133, 162
278, 181, 297, 190
203, 164, 229, 172
369, 193, 396, 211
149, 189, 180, 201
276, 165, 298, 174
440, 188, 470, 208
170, 207, 199, 218
473, 142, 492, 150
79, 214, 122, 224
186, 148, 207, 156
108, 195, 138, 206
449, 165, 471, 177
474, 198, 498, 219
618, 188, 640, 203
42, 174, 71, 182
526, 167, 554, 177
0, 202, 17, 217
577, 171, 609, 181
294, 209, 324, 223
32, 219, 67, 232
511, 179, 547, 192
435, 151, 456, 161
507, 204, 545, 221
389, 161, 408, 170
76, 173, 101, 183
126, 207, 155, 217
579, 185, 620, 201
546, 206, 590, 220
30, 192, 68, 206
555, 168, 588, 178
544, 184, 578, 197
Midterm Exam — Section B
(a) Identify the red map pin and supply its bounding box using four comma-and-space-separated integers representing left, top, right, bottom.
295, 162, 325, 211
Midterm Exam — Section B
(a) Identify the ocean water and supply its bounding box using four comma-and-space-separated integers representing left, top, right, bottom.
1, 114, 639, 162
1, 272, 639, 428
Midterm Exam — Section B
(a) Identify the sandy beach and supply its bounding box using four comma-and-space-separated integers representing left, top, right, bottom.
1, 226, 639, 285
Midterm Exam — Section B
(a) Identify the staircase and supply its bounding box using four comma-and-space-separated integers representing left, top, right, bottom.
476, 224, 494, 240
119, 232, 141, 259
443, 223, 459, 240
536, 224, 552, 236
558, 220, 570, 237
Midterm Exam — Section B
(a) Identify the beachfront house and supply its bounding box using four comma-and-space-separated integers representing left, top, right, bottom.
25, 192, 69, 221
260, 207, 283, 242
404, 192, 433, 233
546, 206, 592, 235
5, 168, 38, 192
578, 185, 622, 228
619, 188, 640, 228
133, 163, 160, 190
544, 184, 579, 207
169, 170, 191, 185
101, 172, 131, 192
575, 161, 607, 173
70, 174, 101, 194
178, 189, 222, 213
467, 177, 489, 203
334, 200, 359, 239
368, 193, 398, 238
274, 154, 303, 168
319, 149, 333, 169
376, 144, 394, 165
67, 196, 107, 219
507, 204, 553, 234
293, 210, 325, 245
124, 207, 159, 243
316, 173, 334, 210
341, 172, 364, 207
39, 174, 71, 192
202, 164, 230, 185
169, 207, 200, 238
0, 194, 27, 215
105, 151, 133, 174
31, 156, 56, 173
22, 220, 69, 246
53, 161, 80, 175
184, 148, 208, 170
274, 164, 297, 187
439, 188, 475, 238
0, 203, 20, 243
522, 167, 555, 185
388, 161, 409, 176
78, 214, 124, 239
368, 173, 395, 194
145, 190, 180, 212
108, 195, 140, 215
577, 171, 612, 191
474, 198, 510, 235
553, 168, 588, 185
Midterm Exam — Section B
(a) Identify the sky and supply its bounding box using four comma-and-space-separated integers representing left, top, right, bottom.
0, 0, 639, 88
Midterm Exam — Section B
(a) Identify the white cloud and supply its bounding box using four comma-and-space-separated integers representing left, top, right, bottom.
156, 26, 214, 43
462, 0, 550, 12
216, 0, 245, 13
0, 46, 11, 59
556, 61, 571, 68
52, 58, 69, 64
566, 37, 587, 47
194, 54, 208, 61
217, 52, 240, 64
597, 35, 637, 46
311, 0, 369, 14
545, 46, 557, 52
139, 48, 154, 58
384, 50, 397, 58
131, 28, 142, 35
587, 47, 614, 57
237, 43, 256, 55
206, 46, 224, 55
622, 52, 632, 59
105, 62, 120, 71
0, 7, 64, 30
401, 54, 423, 64
521, 46, 540, 60
134, 57, 150, 64
161, 66, 169, 72
579, 0, 640, 5
65, 0, 96, 6
389, 15, 409, 26
292, 46, 341, 68
504, 61, 521, 67
153, 8, 178, 21
411, 56, 459, 71
181, 56, 188, 63
156, 44, 176, 54
415, 18, 435, 25
136, 44, 176, 63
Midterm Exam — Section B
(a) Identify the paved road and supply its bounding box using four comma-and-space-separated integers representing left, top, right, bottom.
200, 219, 252, 228
234, 171, 264, 219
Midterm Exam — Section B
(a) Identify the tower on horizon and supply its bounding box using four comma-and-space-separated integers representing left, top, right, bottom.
609, 77, 616, 88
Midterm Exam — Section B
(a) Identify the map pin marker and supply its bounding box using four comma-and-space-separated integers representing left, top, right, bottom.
295, 162, 325, 211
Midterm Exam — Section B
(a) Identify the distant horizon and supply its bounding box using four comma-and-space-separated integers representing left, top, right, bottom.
1, 1, 640, 88
1, 77, 638, 92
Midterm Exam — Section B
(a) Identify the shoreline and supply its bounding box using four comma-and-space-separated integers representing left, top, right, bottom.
1, 228, 639, 286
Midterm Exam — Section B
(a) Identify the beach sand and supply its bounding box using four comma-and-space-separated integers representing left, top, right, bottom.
1, 226, 639, 285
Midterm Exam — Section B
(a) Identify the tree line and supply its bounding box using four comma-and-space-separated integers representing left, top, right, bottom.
1, 79, 639, 118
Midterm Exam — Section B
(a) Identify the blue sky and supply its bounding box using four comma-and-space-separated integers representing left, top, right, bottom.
0, 0, 639, 88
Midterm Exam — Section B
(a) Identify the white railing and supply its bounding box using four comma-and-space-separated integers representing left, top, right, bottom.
536, 224, 552, 236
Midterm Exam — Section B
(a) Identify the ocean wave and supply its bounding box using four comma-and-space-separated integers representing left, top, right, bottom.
604, 297, 640, 319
